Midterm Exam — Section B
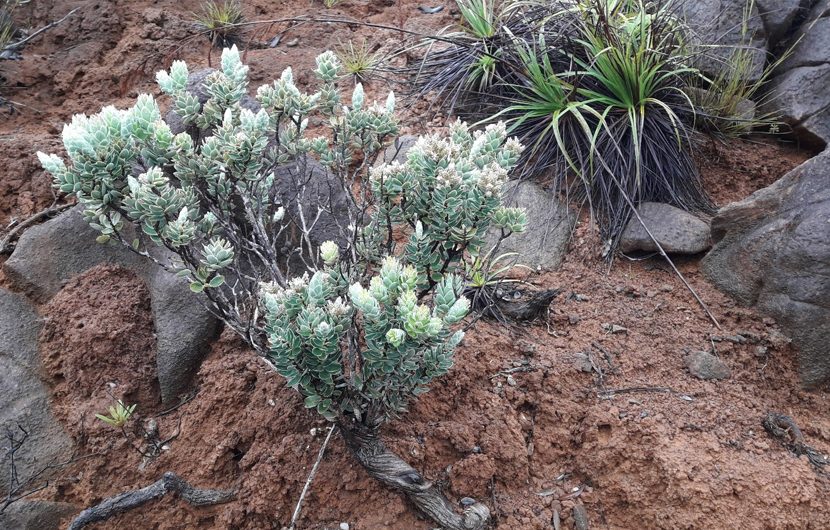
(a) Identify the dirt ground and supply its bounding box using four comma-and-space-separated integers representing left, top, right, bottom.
2, 1, 829, 529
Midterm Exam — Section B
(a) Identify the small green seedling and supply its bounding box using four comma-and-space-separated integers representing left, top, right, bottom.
95, 400, 136, 428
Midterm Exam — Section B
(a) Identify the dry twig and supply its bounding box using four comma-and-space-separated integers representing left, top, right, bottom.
288, 425, 337, 530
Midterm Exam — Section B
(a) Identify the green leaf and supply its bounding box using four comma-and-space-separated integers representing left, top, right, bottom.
304, 395, 321, 408
96, 235, 111, 244
189, 282, 204, 293
208, 275, 225, 288
95, 414, 116, 425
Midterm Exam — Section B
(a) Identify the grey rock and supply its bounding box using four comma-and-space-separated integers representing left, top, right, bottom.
0, 287, 46, 373
0, 288, 73, 491
0, 500, 78, 530
756, 0, 812, 45
778, 17, 830, 72
683, 351, 732, 380
164, 68, 261, 140
145, 265, 219, 404
702, 149, 830, 386
619, 202, 711, 255
4, 207, 144, 302
766, 63, 830, 148
271, 156, 353, 273
484, 181, 575, 271
3, 206, 218, 402
682, 0, 767, 81
379, 135, 418, 165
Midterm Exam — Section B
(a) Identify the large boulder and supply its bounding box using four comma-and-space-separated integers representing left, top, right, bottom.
0, 500, 77, 530
682, 0, 768, 81
0, 288, 73, 490
484, 181, 575, 271
271, 156, 353, 273
765, 2, 830, 149
756, 0, 813, 45
701, 149, 830, 386
3, 206, 218, 403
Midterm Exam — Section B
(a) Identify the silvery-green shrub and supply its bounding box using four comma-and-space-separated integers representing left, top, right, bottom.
38, 44, 526, 528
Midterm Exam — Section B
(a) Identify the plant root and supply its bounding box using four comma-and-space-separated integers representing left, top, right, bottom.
339, 421, 490, 530
67, 472, 236, 530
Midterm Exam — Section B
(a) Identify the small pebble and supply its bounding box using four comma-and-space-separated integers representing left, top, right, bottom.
472, 445, 482, 454
460, 497, 475, 506
286, 38, 299, 47
506, 375, 516, 387
573, 504, 589, 530
339, 523, 349, 530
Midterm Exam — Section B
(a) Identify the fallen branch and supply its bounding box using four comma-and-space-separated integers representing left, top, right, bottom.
67, 472, 236, 530
596, 386, 678, 396
0, 202, 74, 254
288, 425, 337, 530
1, 8, 80, 55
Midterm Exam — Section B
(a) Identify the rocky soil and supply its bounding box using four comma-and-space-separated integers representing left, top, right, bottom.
1, 1, 829, 530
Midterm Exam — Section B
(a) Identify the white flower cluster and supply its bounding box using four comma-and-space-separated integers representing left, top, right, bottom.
368, 160, 407, 184
411, 134, 452, 163
476, 162, 509, 198
504, 137, 525, 157
326, 297, 351, 318
258, 272, 311, 304
435, 163, 462, 189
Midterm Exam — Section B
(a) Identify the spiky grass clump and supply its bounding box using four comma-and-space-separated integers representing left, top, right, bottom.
407, 0, 518, 116
411, 0, 716, 245
0, 8, 15, 52
193, 0, 245, 49
335, 38, 381, 84
683, 0, 796, 139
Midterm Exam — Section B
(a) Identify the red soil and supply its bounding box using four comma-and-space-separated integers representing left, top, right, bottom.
1, 1, 828, 530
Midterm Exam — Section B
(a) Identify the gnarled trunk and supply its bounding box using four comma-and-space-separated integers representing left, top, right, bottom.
338, 420, 490, 530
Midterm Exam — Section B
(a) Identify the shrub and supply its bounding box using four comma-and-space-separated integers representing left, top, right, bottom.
37, 46, 527, 529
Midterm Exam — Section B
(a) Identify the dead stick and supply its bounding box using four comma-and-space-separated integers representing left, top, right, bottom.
592, 134, 722, 330
0, 203, 74, 254
67, 472, 236, 530
597, 386, 678, 395
624, 202, 722, 329
289, 425, 337, 530
2, 8, 80, 53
